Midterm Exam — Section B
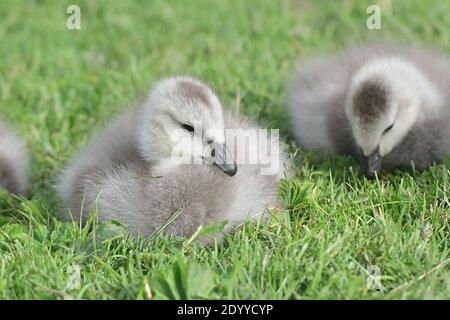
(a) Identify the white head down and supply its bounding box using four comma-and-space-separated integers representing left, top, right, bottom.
345, 58, 441, 178
137, 76, 237, 176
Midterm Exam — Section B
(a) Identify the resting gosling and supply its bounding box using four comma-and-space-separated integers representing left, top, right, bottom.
287, 43, 450, 178
0, 118, 29, 195
57, 76, 288, 240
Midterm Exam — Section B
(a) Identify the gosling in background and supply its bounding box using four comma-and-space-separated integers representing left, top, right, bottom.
57, 76, 289, 241
287, 43, 450, 178
0, 118, 29, 195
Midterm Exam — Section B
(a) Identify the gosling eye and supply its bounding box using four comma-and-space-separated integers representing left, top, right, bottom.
181, 123, 195, 132
383, 123, 394, 134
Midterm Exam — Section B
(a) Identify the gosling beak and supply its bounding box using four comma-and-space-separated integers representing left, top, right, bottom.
210, 143, 237, 177
361, 148, 383, 179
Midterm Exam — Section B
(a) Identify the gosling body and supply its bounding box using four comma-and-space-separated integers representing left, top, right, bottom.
0, 119, 29, 195
57, 76, 288, 239
287, 43, 450, 177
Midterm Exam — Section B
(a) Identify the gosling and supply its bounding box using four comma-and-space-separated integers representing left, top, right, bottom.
0, 118, 29, 195
57, 76, 289, 240
287, 43, 450, 178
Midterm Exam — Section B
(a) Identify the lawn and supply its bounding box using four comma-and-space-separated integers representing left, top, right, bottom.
0, 0, 449, 299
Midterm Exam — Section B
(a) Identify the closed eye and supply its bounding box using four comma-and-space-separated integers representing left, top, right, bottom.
181, 123, 195, 132
383, 123, 394, 134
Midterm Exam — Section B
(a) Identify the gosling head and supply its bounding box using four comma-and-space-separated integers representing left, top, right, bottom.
345, 58, 437, 178
138, 76, 237, 177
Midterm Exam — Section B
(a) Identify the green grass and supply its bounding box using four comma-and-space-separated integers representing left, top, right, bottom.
0, 0, 449, 299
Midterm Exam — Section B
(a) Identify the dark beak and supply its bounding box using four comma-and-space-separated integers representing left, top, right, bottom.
361, 148, 383, 179
211, 143, 237, 177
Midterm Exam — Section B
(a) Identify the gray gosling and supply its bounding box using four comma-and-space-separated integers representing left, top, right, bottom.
0, 118, 29, 195
287, 43, 450, 178
57, 76, 289, 241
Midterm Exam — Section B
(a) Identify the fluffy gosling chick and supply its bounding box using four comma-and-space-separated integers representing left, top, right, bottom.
0, 118, 29, 195
287, 43, 450, 178
57, 76, 289, 240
